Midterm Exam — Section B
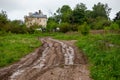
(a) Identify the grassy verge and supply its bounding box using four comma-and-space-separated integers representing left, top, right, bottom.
76, 34, 120, 80
0, 33, 41, 67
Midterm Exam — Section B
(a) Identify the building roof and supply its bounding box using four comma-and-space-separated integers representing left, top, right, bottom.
25, 10, 47, 18
30, 13, 47, 18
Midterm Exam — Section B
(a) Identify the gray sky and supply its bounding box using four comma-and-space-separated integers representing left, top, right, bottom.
0, 0, 119, 21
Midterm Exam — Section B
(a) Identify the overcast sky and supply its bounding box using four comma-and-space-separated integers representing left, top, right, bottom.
0, 0, 119, 21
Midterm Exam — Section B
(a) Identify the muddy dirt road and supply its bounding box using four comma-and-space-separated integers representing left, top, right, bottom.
0, 37, 91, 80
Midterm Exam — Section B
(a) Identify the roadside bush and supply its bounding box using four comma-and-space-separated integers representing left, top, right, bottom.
59, 22, 71, 33
110, 22, 119, 30
115, 20, 120, 28
90, 17, 110, 30
78, 22, 90, 35
47, 21, 58, 32
70, 24, 79, 31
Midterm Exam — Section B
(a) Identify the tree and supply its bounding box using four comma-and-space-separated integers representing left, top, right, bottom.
114, 11, 120, 21
74, 3, 87, 11
92, 2, 111, 19
70, 3, 87, 24
56, 5, 72, 23
0, 10, 8, 23
114, 11, 120, 28
0, 10, 8, 31
47, 17, 58, 32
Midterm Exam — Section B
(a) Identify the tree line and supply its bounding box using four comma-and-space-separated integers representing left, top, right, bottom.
47, 2, 120, 34
0, 2, 120, 34
0, 10, 39, 34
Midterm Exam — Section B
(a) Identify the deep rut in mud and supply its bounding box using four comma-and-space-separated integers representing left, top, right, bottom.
0, 37, 91, 80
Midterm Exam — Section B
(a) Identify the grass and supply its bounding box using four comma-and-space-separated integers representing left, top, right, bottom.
0, 33, 41, 67
76, 34, 120, 80
0, 32, 120, 80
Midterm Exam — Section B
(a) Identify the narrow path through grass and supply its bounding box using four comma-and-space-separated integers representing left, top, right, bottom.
0, 32, 119, 80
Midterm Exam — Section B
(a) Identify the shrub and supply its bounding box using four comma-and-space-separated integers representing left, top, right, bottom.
90, 17, 110, 30
115, 20, 120, 28
59, 23, 71, 33
46, 21, 58, 32
110, 22, 119, 30
70, 24, 79, 31
78, 22, 90, 35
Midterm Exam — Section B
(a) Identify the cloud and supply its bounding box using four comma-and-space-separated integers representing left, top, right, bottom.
0, 0, 22, 11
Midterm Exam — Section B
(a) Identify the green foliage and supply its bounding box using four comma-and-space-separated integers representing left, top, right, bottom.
110, 22, 119, 30
0, 10, 38, 34
53, 5, 72, 24
90, 17, 111, 29
114, 11, 120, 22
60, 5, 72, 14
56, 5, 72, 23
47, 18, 58, 32
104, 26, 111, 32
0, 10, 8, 24
70, 3, 86, 24
114, 11, 120, 28
78, 22, 90, 35
59, 22, 71, 33
92, 2, 111, 19
115, 20, 120, 28
0, 34, 41, 67
75, 3, 87, 11
76, 34, 120, 80
47, 2, 113, 31
0, 10, 9, 31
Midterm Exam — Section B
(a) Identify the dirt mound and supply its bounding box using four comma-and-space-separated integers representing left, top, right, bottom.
0, 37, 91, 80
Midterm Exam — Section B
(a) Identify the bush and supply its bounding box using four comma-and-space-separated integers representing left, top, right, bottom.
78, 22, 90, 35
70, 24, 79, 31
90, 17, 110, 30
59, 23, 71, 33
110, 22, 119, 30
47, 21, 58, 32
115, 20, 120, 28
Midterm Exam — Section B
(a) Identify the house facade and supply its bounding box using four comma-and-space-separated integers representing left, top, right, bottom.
24, 10, 47, 28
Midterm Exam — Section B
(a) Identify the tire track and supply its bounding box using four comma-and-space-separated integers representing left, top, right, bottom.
0, 37, 91, 80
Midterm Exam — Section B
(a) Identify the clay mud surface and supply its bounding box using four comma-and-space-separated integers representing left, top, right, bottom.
0, 37, 91, 80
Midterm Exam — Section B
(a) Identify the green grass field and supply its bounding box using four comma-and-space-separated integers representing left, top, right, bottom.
0, 33, 41, 67
0, 32, 120, 80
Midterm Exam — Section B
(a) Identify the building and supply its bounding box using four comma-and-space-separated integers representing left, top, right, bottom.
24, 10, 47, 28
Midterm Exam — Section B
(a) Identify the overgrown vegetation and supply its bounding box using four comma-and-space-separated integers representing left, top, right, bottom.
76, 34, 120, 80
46, 2, 119, 34
0, 2, 120, 34
0, 10, 40, 34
